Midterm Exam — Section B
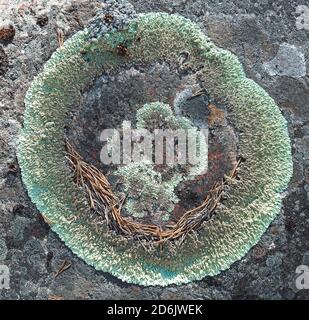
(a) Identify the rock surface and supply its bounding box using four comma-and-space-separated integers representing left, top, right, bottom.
0, 0, 308, 299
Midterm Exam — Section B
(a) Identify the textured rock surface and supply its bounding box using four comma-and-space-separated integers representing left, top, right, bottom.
263, 42, 306, 78
0, 0, 308, 299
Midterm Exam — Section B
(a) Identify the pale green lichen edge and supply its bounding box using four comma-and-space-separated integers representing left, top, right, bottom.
17, 13, 293, 286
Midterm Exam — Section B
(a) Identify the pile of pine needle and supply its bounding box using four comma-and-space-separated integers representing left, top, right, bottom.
66, 140, 241, 248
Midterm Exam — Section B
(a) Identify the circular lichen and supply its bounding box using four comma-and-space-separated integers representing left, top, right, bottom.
18, 7, 292, 286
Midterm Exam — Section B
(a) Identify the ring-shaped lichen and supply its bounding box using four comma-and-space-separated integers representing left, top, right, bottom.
18, 13, 293, 286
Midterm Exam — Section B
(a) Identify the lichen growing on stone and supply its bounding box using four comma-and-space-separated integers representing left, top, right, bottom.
113, 101, 208, 219
136, 101, 192, 130
115, 161, 181, 219
18, 1, 292, 286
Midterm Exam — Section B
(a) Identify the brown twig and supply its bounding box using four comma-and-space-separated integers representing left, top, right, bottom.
54, 260, 71, 278
48, 295, 64, 301
57, 28, 64, 47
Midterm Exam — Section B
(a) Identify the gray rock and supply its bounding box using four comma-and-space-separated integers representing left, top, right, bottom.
0, 237, 8, 261
264, 43, 306, 78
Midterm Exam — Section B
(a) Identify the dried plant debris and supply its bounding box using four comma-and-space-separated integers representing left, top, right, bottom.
54, 260, 72, 278
48, 295, 64, 300
66, 140, 241, 246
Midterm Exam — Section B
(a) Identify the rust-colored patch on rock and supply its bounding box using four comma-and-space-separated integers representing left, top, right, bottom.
0, 23, 15, 42
252, 245, 267, 259
208, 103, 225, 126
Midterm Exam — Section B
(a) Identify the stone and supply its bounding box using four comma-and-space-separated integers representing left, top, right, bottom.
0, 46, 9, 75
0, 237, 8, 261
264, 43, 306, 78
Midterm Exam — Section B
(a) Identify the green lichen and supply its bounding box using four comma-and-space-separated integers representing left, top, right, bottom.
115, 161, 181, 218
18, 11, 292, 286
114, 102, 208, 219
135, 102, 208, 178
136, 101, 192, 130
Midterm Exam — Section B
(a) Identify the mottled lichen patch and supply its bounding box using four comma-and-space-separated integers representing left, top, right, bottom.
263, 43, 306, 78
